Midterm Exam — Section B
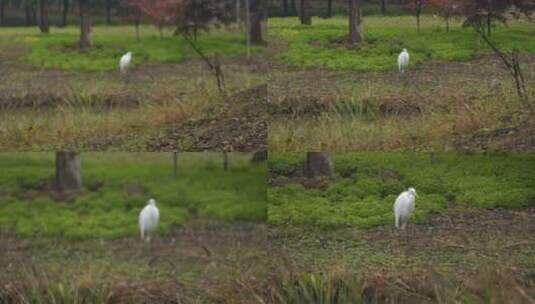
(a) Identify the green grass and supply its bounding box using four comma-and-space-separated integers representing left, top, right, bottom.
0, 153, 266, 239
270, 15, 535, 71
268, 153, 535, 228
0, 25, 261, 71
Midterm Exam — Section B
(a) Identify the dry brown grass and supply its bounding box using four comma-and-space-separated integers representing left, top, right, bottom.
269, 55, 535, 152
0, 223, 269, 304
0, 55, 268, 150
266, 206, 535, 303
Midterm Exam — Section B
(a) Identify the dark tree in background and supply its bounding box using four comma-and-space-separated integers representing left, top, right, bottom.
0, 0, 6, 25
21, 1, 37, 26
459, 0, 534, 101
223, 152, 229, 171
304, 152, 334, 178
290, 0, 297, 15
173, 152, 178, 178
348, 0, 362, 44
250, 0, 266, 44
38, 0, 49, 33
251, 150, 268, 163
55, 152, 82, 192
381, 0, 387, 15
61, 0, 69, 27
176, 0, 235, 41
281, 0, 289, 15
327, 0, 333, 17
458, 0, 534, 36
406, 0, 426, 32
79, 0, 93, 50
429, 0, 462, 32
299, 0, 311, 24
106, 0, 113, 23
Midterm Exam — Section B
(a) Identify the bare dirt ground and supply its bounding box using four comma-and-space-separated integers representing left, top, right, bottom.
82, 83, 268, 152
267, 206, 535, 302
133, 84, 267, 152
0, 223, 268, 303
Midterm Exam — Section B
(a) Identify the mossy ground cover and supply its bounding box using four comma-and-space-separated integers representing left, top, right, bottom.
270, 16, 535, 71
0, 25, 261, 71
268, 153, 535, 228
0, 152, 266, 239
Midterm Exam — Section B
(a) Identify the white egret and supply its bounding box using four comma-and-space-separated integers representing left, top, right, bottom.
393, 187, 417, 230
119, 51, 132, 74
398, 48, 409, 73
139, 198, 159, 242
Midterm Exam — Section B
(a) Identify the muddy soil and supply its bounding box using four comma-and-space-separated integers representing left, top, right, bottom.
266, 205, 535, 302
269, 206, 535, 275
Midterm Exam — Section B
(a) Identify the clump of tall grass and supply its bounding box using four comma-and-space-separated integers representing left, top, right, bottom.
0, 268, 114, 304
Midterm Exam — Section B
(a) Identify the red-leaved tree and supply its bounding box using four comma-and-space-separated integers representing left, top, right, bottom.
458, 0, 511, 36
406, 0, 430, 32
429, 0, 462, 32
122, 0, 239, 92
122, 0, 180, 40
456, 0, 534, 101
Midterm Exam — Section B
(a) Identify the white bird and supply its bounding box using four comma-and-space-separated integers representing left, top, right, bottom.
398, 48, 410, 73
119, 51, 132, 74
393, 187, 417, 230
139, 198, 159, 242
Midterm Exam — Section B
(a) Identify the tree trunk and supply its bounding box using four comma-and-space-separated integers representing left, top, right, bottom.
251, 151, 267, 163
106, 0, 112, 24
348, 0, 362, 45
223, 152, 229, 171
25, 4, 33, 26
250, 0, 264, 44
281, 0, 289, 16
446, 16, 449, 32
300, 0, 311, 25
173, 152, 178, 178
416, 12, 420, 32
79, 0, 92, 51
0, 0, 5, 26
32, 6, 37, 25
290, 0, 297, 16
416, 0, 421, 32
327, 0, 333, 18
380, 0, 387, 15
135, 17, 140, 41
61, 0, 69, 27
55, 152, 82, 192
290, 0, 298, 16
236, 0, 241, 23
487, 11, 491, 36
39, 0, 50, 34
304, 152, 334, 178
